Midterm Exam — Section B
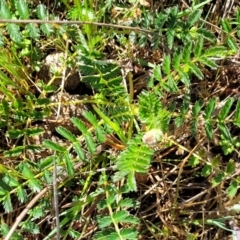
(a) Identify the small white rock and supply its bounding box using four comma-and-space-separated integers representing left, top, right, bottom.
142, 129, 163, 146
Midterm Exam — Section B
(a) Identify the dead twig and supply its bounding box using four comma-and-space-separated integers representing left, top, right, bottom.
0, 19, 153, 34
4, 187, 50, 240
4, 162, 83, 240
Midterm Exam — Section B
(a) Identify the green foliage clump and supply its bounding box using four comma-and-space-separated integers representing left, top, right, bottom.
1, 0, 240, 239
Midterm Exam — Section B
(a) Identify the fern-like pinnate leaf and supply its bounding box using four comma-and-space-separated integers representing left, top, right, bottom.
0, 186, 9, 196
138, 91, 161, 123
116, 228, 138, 239
73, 142, 86, 161
36, 4, 53, 36
25, 23, 40, 39
3, 194, 12, 212
68, 229, 81, 238
98, 211, 139, 228
71, 117, 97, 153
0, 1, 12, 19
71, 117, 88, 134
166, 6, 177, 49
178, 69, 190, 86
83, 111, 98, 125
43, 139, 66, 152
191, 100, 204, 136
16, 0, 30, 19
112, 210, 139, 224
204, 98, 217, 139
205, 120, 213, 140
218, 97, 234, 121
63, 153, 74, 177
234, 99, 240, 127
93, 229, 115, 239
95, 127, 105, 143
138, 91, 170, 131
36, 4, 47, 19
4, 146, 24, 157
227, 180, 238, 199
166, 29, 175, 50
226, 160, 235, 175
167, 75, 178, 92
6, 23, 22, 43
56, 126, 76, 142
183, 43, 192, 62
83, 111, 105, 143
43, 170, 52, 184
194, 35, 203, 57
197, 28, 216, 42
40, 23, 54, 36
25, 127, 44, 137
221, 19, 232, 33
28, 179, 42, 192
76, 28, 89, 51
113, 135, 154, 191
16, 186, 28, 203
173, 50, 181, 69
117, 198, 136, 208
71, 118, 96, 154
153, 65, 162, 81
218, 122, 232, 142
78, 55, 122, 92
98, 216, 112, 228
226, 36, 238, 52
155, 11, 168, 29
31, 206, 44, 219
186, 9, 202, 27
189, 62, 203, 79
22, 221, 40, 234
7, 129, 25, 139
3, 175, 19, 187
160, 80, 171, 91
204, 46, 227, 57
20, 163, 34, 178
204, 98, 216, 119
102, 229, 138, 240
85, 133, 96, 154
162, 54, 171, 75
199, 56, 218, 69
